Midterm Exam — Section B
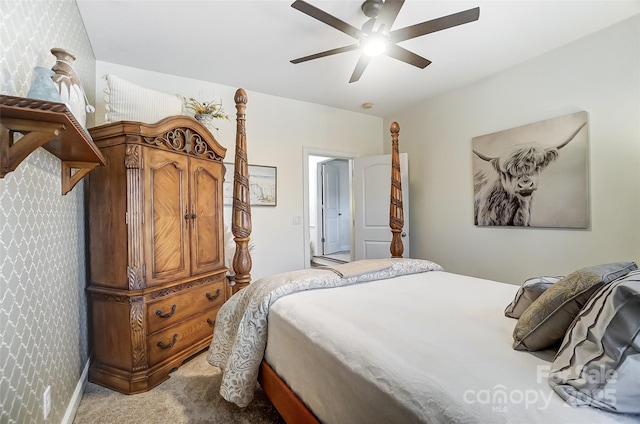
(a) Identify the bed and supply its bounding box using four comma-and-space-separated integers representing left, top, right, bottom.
212, 113, 640, 423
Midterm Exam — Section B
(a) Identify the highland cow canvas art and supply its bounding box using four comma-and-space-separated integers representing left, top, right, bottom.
473, 111, 589, 228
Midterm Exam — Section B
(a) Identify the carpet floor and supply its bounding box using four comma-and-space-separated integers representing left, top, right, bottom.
73, 351, 285, 424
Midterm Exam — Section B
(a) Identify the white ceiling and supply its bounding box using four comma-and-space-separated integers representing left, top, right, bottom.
77, 0, 640, 117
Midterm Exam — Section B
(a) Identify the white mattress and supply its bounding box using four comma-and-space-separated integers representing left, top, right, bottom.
265, 271, 638, 424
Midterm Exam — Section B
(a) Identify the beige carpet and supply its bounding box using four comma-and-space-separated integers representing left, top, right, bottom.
73, 351, 285, 424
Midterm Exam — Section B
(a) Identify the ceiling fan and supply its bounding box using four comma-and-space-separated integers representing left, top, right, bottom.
290, 0, 480, 83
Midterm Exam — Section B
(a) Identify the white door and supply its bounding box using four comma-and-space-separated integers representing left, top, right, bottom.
321, 160, 342, 255
353, 153, 409, 260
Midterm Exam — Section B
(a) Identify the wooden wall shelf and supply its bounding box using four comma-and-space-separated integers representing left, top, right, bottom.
0, 95, 106, 194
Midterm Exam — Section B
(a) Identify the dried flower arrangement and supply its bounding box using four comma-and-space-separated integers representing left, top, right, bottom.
184, 97, 230, 120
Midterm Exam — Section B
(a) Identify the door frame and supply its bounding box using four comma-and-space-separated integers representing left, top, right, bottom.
302, 146, 357, 269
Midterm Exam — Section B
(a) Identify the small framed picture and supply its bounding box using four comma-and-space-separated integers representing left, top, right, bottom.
224, 163, 277, 206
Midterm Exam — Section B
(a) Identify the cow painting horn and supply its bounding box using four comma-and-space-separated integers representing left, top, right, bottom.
473, 150, 494, 162
554, 121, 587, 150
473, 120, 587, 161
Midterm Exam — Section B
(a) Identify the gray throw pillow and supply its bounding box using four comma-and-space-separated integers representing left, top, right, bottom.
504, 276, 563, 319
549, 269, 640, 414
512, 262, 637, 351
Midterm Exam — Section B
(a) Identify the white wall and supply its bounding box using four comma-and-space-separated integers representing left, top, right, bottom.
93, 62, 383, 279
385, 15, 640, 284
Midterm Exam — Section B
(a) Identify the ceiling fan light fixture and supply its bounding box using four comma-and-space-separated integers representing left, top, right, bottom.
290, 1, 481, 83
362, 34, 387, 57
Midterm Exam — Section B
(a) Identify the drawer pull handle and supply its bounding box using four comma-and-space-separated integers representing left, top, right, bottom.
206, 289, 221, 302
206, 318, 215, 327
157, 334, 178, 350
155, 304, 177, 318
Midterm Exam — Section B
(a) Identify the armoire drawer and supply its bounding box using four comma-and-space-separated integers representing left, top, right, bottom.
146, 278, 226, 335
147, 307, 221, 366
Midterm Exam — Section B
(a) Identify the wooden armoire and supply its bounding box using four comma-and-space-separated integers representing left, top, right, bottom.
86, 116, 229, 394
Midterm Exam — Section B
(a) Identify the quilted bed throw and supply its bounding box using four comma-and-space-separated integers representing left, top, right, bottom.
207, 258, 443, 407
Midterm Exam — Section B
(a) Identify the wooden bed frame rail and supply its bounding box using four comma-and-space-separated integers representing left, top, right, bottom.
259, 361, 320, 424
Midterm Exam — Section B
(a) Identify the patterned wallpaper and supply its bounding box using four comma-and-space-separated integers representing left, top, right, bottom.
0, 1, 96, 423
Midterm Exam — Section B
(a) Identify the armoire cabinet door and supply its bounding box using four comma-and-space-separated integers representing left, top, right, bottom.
144, 148, 190, 286
190, 157, 224, 275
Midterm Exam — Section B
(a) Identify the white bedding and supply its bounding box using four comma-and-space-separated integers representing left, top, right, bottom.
265, 271, 639, 424
207, 258, 443, 407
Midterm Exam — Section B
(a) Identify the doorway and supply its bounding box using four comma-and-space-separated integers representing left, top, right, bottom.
302, 147, 410, 269
309, 156, 352, 266
303, 147, 357, 269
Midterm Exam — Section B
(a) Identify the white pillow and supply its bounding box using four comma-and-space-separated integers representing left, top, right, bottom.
504, 275, 563, 319
549, 269, 640, 414
104, 74, 184, 123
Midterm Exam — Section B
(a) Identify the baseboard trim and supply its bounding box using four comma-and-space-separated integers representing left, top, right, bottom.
61, 358, 90, 424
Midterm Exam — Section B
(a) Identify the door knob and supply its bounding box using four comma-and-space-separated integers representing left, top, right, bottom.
401, 232, 407, 237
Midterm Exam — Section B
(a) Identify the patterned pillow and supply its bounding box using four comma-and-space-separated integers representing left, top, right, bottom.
512, 262, 637, 351
104, 74, 184, 123
504, 276, 563, 319
549, 270, 640, 414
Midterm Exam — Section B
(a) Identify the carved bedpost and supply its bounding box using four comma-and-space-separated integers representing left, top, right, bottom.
389, 122, 404, 258
231, 88, 252, 293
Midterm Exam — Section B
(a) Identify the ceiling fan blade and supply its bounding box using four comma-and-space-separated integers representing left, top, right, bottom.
390, 7, 480, 43
373, 0, 404, 33
291, 44, 360, 64
385, 44, 431, 69
291, 0, 364, 39
349, 55, 372, 83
